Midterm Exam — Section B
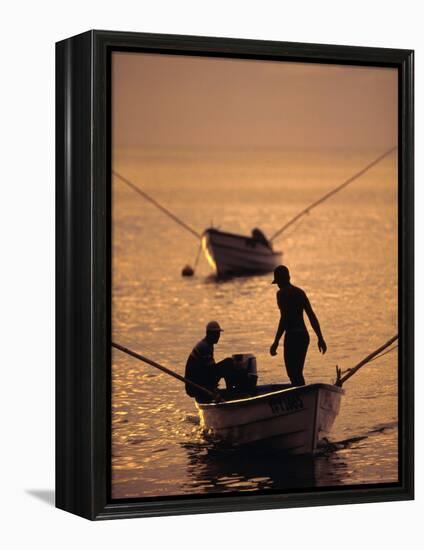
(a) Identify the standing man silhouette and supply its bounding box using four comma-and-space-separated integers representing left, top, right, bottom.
270, 265, 327, 386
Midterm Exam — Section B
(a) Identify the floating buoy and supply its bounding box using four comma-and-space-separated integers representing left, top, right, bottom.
181, 265, 195, 277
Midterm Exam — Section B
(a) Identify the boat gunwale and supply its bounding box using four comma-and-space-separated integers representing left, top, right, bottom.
203, 227, 282, 255
207, 239, 283, 259
197, 382, 344, 409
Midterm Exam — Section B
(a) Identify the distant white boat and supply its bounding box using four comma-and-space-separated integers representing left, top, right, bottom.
201, 228, 282, 277
196, 383, 344, 455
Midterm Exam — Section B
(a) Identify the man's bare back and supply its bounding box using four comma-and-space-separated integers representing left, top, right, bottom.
270, 266, 327, 385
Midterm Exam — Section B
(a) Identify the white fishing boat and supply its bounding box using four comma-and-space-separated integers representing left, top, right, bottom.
196, 383, 344, 455
201, 228, 282, 277
113, 335, 397, 456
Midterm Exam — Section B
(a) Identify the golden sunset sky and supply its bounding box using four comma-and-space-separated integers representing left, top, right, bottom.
112, 52, 397, 150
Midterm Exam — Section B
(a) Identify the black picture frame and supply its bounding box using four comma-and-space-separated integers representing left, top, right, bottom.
56, 30, 414, 520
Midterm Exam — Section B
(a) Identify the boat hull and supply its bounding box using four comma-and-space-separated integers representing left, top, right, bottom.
202, 228, 282, 277
196, 383, 344, 455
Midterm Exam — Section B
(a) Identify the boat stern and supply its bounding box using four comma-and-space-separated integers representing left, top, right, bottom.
196, 383, 344, 455
313, 384, 344, 451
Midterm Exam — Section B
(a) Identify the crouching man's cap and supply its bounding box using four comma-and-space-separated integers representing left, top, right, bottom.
206, 320, 223, 332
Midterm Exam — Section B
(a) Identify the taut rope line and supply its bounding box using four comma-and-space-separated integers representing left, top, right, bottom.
336, 334, 398, 387
270, 146, 397, 242
112, 341, 218, 400
113, 170, 202, 240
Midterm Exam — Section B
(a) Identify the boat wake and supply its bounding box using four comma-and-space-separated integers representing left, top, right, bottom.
182, 409, 397, 463
178, 420, 398, 492
317, 420, 398, 455
182, 419, 398, 458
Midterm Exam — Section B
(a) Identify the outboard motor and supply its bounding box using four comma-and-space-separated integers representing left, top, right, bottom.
228, 353, 258, 394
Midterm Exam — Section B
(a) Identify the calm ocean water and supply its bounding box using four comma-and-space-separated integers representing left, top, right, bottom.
111, 148, 398, 499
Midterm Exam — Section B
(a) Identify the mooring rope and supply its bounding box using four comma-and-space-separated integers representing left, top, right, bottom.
367, 344, 398, 364
192, 240, 203, 269
338, 344, 398, 379
112, 341, 219, 400
270, 146, 398, 242
113, 170, 202, 240
336, 334, 398, 387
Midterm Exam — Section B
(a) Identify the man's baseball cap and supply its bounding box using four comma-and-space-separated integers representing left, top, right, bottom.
271, 265, 290, 284
206, 320, 223, 332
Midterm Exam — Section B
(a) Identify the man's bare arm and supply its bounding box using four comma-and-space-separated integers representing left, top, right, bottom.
304, 296, 327, 354
270, 316, 286, 356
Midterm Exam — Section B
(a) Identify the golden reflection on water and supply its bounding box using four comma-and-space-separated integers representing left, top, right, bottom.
112, 148, 398, 499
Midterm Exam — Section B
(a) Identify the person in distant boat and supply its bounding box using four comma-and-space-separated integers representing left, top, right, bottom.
269, 265, 327, 386
251, 227, 272, 249
185, 321, 234, 402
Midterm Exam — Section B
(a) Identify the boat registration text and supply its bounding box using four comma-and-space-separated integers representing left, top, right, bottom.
269, 394, 304, 415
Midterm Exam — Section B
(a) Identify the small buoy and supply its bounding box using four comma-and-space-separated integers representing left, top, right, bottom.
181, 264, 195, 277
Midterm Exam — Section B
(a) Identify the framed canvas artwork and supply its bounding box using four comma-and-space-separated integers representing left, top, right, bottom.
56, 30, 414, 519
